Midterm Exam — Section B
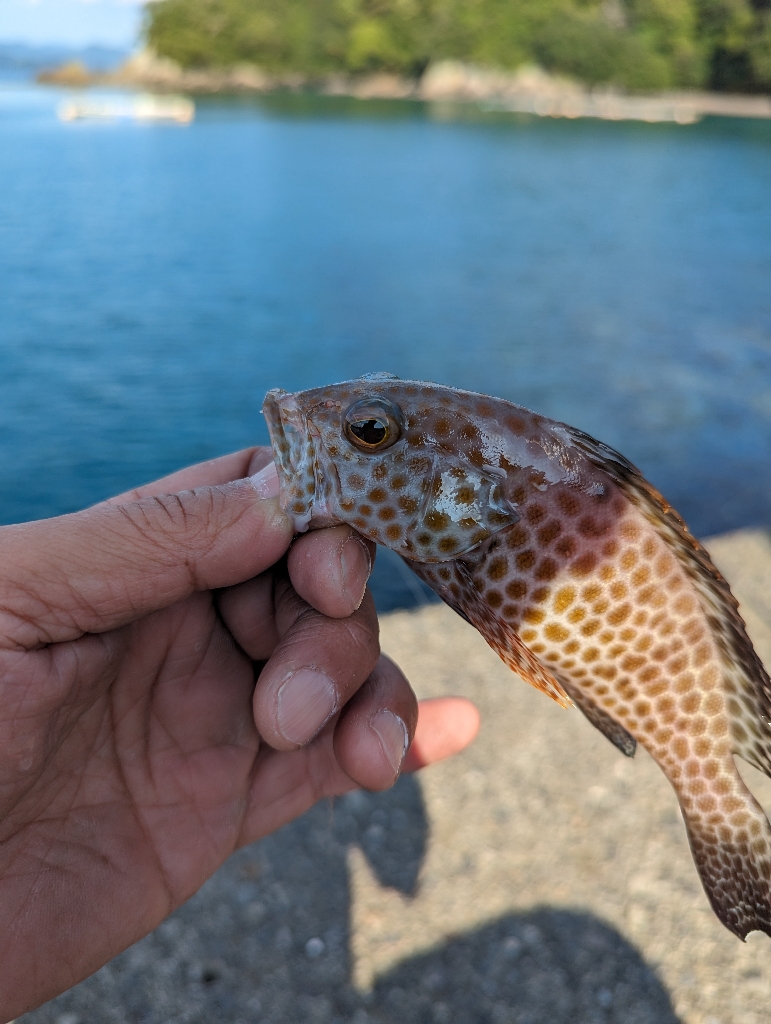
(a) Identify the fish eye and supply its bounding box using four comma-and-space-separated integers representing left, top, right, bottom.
343, 398, 403, 453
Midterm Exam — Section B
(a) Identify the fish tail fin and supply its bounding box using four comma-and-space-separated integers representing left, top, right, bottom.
677, 761, 771, 940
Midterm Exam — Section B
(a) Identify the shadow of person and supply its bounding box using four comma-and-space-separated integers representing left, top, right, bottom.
22, 773, 681, 1024
367, 905, 680, 1024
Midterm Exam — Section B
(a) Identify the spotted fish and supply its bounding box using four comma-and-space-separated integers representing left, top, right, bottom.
263, 373, 771, 940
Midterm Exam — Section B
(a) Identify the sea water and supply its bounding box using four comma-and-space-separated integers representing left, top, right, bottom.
1, 83, 770, 608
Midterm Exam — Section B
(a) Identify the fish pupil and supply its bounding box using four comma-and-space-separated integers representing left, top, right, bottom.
350, 419, 387, 446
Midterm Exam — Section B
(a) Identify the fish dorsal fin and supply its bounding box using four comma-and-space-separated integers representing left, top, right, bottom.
562, 422, 771, 776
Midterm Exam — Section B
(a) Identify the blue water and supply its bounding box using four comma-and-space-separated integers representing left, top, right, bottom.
1, 83, 771, 608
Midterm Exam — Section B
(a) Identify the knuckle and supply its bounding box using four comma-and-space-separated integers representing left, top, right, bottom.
340, 610, 380, 659
122, 488, 221, 553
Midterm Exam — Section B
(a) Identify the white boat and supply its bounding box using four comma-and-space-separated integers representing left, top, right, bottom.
58, 94, 194, 124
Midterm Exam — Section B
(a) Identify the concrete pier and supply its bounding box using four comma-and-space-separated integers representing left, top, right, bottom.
21, 528, 771, 1024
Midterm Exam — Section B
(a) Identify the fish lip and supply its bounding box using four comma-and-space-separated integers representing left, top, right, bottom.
263, 388, 316, 529
262, 388, 292, 481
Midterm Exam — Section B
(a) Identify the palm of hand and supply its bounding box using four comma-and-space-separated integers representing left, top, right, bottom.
1, 596, 255, 978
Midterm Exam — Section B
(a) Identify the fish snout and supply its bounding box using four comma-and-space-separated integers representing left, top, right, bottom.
263, 389, 317, 532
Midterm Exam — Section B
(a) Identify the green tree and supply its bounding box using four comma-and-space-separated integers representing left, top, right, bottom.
749, 12, 771, 88
144, 0, 771, 91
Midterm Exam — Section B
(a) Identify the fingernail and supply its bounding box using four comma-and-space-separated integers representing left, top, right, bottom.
276, 668, 338, 746
370, 710, 409, 777
340, 537, 372, 609
250, 461, 280, 499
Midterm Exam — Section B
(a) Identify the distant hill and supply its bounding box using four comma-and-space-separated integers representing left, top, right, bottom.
0, 42, 128, 74
145, 0, 771, 93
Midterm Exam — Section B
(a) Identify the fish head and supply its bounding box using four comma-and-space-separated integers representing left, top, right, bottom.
263, 373, 520, 561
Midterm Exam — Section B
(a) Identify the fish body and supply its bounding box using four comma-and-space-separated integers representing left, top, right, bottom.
264, 374, 771, 940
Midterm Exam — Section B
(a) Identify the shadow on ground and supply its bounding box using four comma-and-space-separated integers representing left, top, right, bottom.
22, 774, 680, 1024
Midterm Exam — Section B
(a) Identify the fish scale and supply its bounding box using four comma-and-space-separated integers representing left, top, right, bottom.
264, 374, 771, 941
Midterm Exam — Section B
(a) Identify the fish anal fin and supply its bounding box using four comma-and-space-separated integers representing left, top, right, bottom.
561, 679, 636, 757
679, 771, 771, 940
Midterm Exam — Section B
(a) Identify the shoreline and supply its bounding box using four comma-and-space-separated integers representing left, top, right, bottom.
38, 55, 771, 125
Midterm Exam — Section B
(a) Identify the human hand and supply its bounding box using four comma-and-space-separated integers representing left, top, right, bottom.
0, 447, 479, 1020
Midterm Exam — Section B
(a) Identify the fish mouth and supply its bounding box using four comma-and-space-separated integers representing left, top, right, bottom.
262, 389, 317, 531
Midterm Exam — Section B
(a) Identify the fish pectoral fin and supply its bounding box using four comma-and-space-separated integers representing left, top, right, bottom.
407, 557, 569, 706
464, 608, 571, 708
559, 679, 636, 758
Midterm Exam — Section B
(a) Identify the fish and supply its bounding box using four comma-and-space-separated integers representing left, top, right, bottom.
263, 372, 771, 941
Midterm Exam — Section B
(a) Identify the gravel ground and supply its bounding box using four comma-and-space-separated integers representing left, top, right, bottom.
17, 529, 771, 1024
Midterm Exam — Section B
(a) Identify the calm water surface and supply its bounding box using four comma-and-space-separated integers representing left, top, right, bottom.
1, 83, 770, 607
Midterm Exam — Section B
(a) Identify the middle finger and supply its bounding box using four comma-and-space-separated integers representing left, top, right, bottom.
252, 575, 380, 751
216, 522, 374, 663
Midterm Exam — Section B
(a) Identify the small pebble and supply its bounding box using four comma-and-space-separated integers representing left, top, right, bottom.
597, 987, 613, 1008
306, 936, 325, 958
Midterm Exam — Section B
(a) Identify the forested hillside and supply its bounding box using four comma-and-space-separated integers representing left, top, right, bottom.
145, 0, 771, 93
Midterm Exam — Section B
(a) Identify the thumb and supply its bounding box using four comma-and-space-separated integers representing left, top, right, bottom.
0, 473, 293, 648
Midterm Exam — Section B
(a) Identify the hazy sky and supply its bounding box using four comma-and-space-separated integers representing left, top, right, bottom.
0, 0, 143, 48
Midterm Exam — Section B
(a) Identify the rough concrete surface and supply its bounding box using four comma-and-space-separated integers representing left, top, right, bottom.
17, 529, 771, 1024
